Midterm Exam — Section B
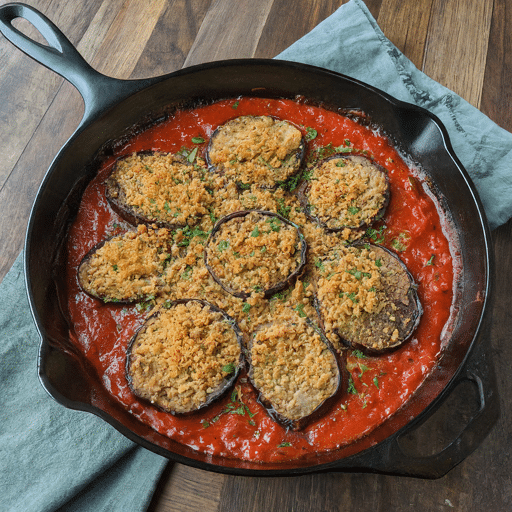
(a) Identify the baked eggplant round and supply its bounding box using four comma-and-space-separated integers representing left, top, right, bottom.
206, 115, 305, 189
313, 243, 422, 354
105, 151, 215, 229
204, 210, 307, 299
246, 307, 341, 431
297, 154, 389, 232
77, 225, 172, 303
126, 299, 244, 415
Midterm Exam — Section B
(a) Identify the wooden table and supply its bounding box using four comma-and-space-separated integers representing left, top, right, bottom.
1, 1, 510, 510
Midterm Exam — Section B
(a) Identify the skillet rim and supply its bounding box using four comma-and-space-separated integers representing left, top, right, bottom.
24, 58, 494, 477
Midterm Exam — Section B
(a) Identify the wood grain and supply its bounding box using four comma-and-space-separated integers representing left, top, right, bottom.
422, 0, 493, 107
184, 0, 275, 65
481, 0, 512, 131
1, 0, 512, 511
376, 0, 434, 70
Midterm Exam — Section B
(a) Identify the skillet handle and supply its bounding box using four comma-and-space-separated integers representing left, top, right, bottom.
351, 337, 500, 479
0, 3, 147, 121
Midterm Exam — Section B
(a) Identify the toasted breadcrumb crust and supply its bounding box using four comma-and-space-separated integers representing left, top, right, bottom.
249, 307, 339, 422
78, 111, 422, 426
127, 301, 241, 414
315, 244, 417, 351
205, 211, 302, 295
305, 155, 388, 229
106, 152, 219, 226
208, 116, 303, 187
78, 225, 171, 302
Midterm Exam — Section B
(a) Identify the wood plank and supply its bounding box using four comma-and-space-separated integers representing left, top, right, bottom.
376, 0, 434, 70
132, 0, 213, 77
86, 0, 167, 78
253, 0, 345, 58
0, 0, 94, 188
480, 0, 512, 131
422, 0, 493, 107
183, 0, 274, 66
147, 464, 223, 512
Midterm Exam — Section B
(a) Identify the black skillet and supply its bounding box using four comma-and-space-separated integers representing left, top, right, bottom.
0, 3, 499, 478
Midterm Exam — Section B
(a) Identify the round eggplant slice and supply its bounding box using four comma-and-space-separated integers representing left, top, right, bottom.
247, 307, 341, 431
297, 154, 389, 232
126, 299, 244, 415
105, 151, 215, 229
204, 210, 307, 299
313, 243, 422, 354
77, 225, 172, 303
206, 115, 305, 189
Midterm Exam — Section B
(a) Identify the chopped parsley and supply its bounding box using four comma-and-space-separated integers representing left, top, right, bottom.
347, 375, 358, 395
391, 232, 410, 252
222, 362, 236, 374
305, 127, 318, 141
276, 198, 291, 219
218, 240, 229, 252
366, 224, 386, 243
314, 258, 325, 272
294, 303, 307, 318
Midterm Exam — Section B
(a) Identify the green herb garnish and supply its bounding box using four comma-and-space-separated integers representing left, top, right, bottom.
305, 127, 318, 141
218, 240, 229, 252
222, 362, 236, 374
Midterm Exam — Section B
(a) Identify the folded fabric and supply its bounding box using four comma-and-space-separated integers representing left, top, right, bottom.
0, 254, 168, 512
278, 0, 512, 230
2, 1, 511, 511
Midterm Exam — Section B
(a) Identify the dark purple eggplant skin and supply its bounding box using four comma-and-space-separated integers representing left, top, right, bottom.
105, 151, 202, 230
313, 243, 422, 356
296, 153, 390, 233
126, 299, 245, 416
204, 210, 308, 300
205, 116, 306, 190
245, 311, 343, 431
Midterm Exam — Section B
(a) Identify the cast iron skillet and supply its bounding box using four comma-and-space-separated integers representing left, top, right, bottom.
0, 3, 499, 478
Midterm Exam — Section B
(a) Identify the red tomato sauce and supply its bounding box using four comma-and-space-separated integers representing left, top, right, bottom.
65, 97, 455, 462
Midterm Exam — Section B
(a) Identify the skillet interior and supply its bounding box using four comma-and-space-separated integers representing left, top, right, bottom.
28, 60, 492, 475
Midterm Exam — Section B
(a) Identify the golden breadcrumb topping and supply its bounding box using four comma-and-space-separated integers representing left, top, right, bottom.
208, 116, 302, 187
127, 300, 241, 414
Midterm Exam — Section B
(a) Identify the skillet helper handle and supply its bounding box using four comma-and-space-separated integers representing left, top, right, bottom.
362, 337, 500, 479
0, 3, 143, 121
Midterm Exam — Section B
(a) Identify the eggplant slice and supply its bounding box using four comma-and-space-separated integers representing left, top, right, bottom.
105, 151, 215, 229
126, 299, 244, 415
297, 154, 389, 232
78, 225, 172, 303
247, 306, 341, 430
206, 115, 305, 189
313, 243, 422, 354
204, 210, 307, 299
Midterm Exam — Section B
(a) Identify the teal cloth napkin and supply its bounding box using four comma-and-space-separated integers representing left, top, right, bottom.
0, 254, 168, 512
2, 1, 511, 511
